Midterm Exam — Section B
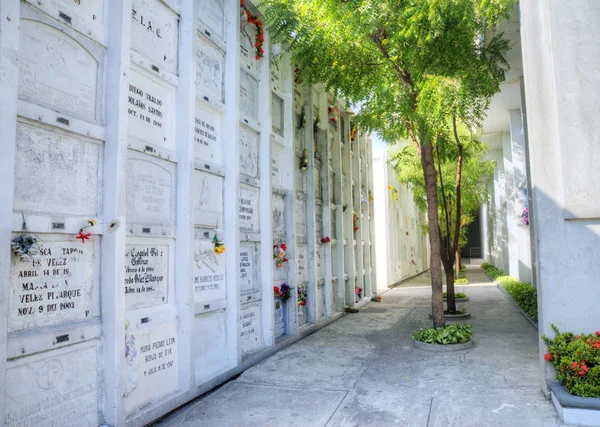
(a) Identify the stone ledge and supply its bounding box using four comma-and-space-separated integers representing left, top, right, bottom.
428, 312, 471, 320
550, 381, 600, 426
413, 340, 474, 352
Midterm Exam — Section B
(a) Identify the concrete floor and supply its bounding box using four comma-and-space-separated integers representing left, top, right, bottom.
153, 265, 564, 427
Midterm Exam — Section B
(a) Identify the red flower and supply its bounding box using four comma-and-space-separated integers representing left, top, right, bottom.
571, 362, 580, 370
595, 331, 600, 337
280, 243, 287, 251
255, 55, 260, 60
76, 229, 91, 243
544, 353, 552, 361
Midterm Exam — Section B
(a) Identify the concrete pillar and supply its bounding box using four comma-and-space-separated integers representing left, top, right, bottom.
502, 131, 519, 277
508, 109, 532, 282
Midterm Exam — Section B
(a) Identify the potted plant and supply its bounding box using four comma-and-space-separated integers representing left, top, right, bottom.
412, 324, 473, 352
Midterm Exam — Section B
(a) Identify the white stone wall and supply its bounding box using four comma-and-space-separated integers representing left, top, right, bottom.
0, 1, 379, 425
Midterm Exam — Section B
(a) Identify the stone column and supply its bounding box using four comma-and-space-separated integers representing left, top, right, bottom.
503, 131, 519, 277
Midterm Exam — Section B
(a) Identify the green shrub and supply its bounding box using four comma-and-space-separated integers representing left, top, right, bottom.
502, 280, 538, 322
455, 278, 469, 284
460, 263, 466, 272
411, 324, 472, 345
443, 292, 467, 299
542, 324, 600, 398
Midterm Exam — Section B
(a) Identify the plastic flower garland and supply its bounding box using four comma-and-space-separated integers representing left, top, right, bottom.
273, 243, 288, 267
240, 0, 264, 60
213, 232, 225, 254
274, 283, 291, 301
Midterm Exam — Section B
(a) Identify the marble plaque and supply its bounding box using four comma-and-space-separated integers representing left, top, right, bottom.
128, 68, 174, 148
294, 154, 306, 192
18, 19, 99, 122
240, 304, 263, 357
9, 237, 98, 332
193, 170, 223, 227
316, 245, 325, 280
295, 197, 307, 238
297, 245, 307, 283
124, 243, 169, 310
127, 154, 175, 226
196, 35, 225, 104
194, 106, 222, 164
240, 125, 259, 178
315, 204, 323, 238
270, 59, 284, 93
131, 0, 178, 74
5, 345, 99, 427
239, 244, 257, 295
240, 70, 259, 121
193, 237, 226, 302
274, 298, 284, 338
125, 322, 178, 414
197, 0, 224, 40
32, 0, 105, 30
315, 165, 323, 201
271, 93, 284, 136
271, 142, 283, 187
240, 22, 259, 75
194, 310, 228, 381
317, 284, 325, 319
14, 122, 101, 217
239, 184, 259, 232
272, 193, 286, 245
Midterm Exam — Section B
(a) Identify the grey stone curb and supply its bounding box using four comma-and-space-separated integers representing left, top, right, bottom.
429, 312, 471, 320
413, 340, 474, 352
443, 297, 470, 302
549, 381, 600, 410
483, 271, 539, 330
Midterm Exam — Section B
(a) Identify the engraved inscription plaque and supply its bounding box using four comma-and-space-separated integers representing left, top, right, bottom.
193, 238, 226, 302
295, 196, 307, 238
197, 0, 225, 40
240, 125, 259, 178
14, 122, 101, 217
239, 184, 259, 232
128, 68, 174, 149
239, 244, 257, 296
297, 245, 307, 283
9, 237, 98, 332
240, 70, 259, 121
131, 0, 179, 74
240, 22, 258, 75
196, 35, 225, 104
194, 106, 222, 164
271, 142, 282, 187
271, 93, 284, 136
5, 345, 99, 427
272, 193, 286, 245
18, 19, 99, 122
193, 170, 223, 227
240, 304, 263, 357
124, 243, 169, 310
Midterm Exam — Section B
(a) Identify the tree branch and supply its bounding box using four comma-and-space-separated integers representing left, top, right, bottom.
450, 115, 464, 256
436, 140, 451, 258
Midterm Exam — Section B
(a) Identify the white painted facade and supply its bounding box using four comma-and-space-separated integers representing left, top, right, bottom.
0, 1, 426, 425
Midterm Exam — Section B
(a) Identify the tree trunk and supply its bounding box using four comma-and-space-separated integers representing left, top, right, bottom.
445, 268, 456, 313
421, 141, 445, 328
455, 251, 461, 279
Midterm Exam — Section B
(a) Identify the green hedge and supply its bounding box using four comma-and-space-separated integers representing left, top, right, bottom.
482, 263, 538, 322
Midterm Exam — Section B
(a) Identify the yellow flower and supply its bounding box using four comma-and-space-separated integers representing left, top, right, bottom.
87, 219, 97, 226
214, 245, 226, 254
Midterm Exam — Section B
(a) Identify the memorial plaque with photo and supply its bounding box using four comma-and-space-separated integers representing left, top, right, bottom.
5, 345, 99, 427
295, 196, 307, 238
14, 122, 101, 217
239, 184, 259, 232
193, 238, 226, 303
197, 0, 225, 40
127, 154, 175, 227
240, 70, 259, 121
239, 125, 259, 178
271, 193, 286, 245
128, 68, 174, 149
239, 244, 258, 296
296, 245, 307, 283
196, 35, 225, 104
9, 237, 98, 332
271, 142, 282, 187
194, 106, 222, 164
193, 170, 223, 227
131, 0, 178, 74
240, 22, 259, 75
18, 19, 100, 122
271, 93, 284, 136
194, 310, 228, 381
124, 322, 178, 414
240, 304, 263, 357
124, 243, 169, 310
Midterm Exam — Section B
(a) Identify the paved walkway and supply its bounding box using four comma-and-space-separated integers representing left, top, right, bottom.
154, 265, 563, 427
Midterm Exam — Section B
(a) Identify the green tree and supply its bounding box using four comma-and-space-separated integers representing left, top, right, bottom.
263, 0, 514, 327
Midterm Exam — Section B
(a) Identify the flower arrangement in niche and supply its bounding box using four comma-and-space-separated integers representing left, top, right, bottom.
350, 125, 357, 142
328, 105, 339, 125
352, 212, 360, 231
300, 149, 308, 171
371, 295, 383, 302
274, 283, 291, 301
294, 64, 303, 85
240, 0, 264, 60
75, 219, 96, 244
521, 207, 529, 225
360, 187, 368, 203
320, 236, 331, 244
273, 243, 288, 267
368, 189, 374, 202
355, 286, 362, 300
213, 232, 225, 254
297, 286, 307, 306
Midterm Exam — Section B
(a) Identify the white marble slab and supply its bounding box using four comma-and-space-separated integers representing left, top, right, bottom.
271, 142, 283, 187
271, 193, 286, 245
239, 244, 258, 297
194, 310, 228, 382
296, 245, 307, 283
194, 105, 222, 165
239, 22, 259, 75
240, 70, 259, 121
193, 170, 223, 227
197, 0, 224, 40
124, 242, 170, 310
9, 235, 99, 332
193, 236, 226, 303
239, 303, 263, 357
196, 35, 225, 105
239, 184, 259, 232
240, 125, 259, 178
14, 121, 101, 217
271, 93, 284, 136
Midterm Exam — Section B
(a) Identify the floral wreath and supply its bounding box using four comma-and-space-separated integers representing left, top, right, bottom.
273, 242, 288, 267
240, 0, 264, 60
274, 283, 291, 301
